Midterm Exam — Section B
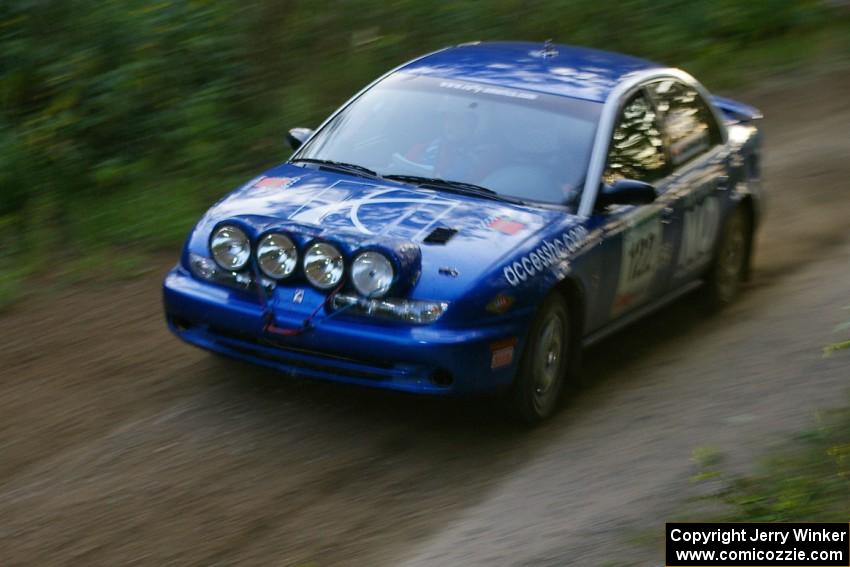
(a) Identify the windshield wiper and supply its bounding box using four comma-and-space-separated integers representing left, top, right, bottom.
290, 158, 378, 179
382, 174, 509, 201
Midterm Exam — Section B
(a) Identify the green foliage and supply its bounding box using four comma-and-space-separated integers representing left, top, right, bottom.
0, 268, 24, 312
825, 340, 850, 355
0, 213, 32, 310
693, 405, 850, 521
0, 0, 847, 284
824, 307, 850, 355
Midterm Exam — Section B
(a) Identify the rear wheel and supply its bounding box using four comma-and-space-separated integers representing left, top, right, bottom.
508, 293, 571, 423
703, 207, 750, 310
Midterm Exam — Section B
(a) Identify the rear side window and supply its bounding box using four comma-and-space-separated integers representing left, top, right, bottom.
603, 92, 667, 185
650, 80, 721, 166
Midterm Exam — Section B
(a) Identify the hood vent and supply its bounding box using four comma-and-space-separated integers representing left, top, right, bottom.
423, 227, 457, 245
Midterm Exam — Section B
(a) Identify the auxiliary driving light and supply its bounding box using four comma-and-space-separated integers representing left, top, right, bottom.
304, 242, 344, 289
210, 224, 250, 271
257, 233, 298, 279
351, 251, 394, 298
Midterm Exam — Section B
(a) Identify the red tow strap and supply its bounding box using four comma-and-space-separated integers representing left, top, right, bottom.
256, 275, 343, 337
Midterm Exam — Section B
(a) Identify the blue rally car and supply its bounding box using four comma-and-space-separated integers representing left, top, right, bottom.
163, 41, 763, 421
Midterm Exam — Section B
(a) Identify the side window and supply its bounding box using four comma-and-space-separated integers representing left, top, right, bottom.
650, 80, 721, 166
603, 92, 667, 185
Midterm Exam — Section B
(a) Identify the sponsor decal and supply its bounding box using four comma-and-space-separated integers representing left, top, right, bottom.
676, 195, 719, 275
612, 214, 662, 315
255, 176, 300, 190
503, 226, 589, 286
292, 288, 305, 304
488, 217, 526, 235
289, 184, 459, 236
439, 80, 538, 100
612, 291, 637, 312
283, 180, 542, 239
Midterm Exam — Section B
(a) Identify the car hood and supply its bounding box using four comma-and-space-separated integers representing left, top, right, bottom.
193, 163, 571, 297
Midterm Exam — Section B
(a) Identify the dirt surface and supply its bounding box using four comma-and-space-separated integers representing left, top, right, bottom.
1, 69, 849, 567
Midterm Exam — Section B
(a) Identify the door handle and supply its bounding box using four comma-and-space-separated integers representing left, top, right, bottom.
660, 207, 675, 224
716, 175, 730, 190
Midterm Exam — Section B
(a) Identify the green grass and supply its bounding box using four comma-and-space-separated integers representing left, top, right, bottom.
0, 211, 44, 310
0, 266, 26, 312
626, 398, 850, 561
691, 404, 850, 522
825, 307, 850, 356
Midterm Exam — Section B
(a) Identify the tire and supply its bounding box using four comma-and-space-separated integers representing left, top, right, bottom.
508, 293, 572, 423
703, 206, 751, 311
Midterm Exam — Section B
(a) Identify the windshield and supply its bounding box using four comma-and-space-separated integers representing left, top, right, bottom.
295, 73, 602, 205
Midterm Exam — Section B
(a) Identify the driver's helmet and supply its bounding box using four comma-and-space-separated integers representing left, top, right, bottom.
436, 96, 479, 142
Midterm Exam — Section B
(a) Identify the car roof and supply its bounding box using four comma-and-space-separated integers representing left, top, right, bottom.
397, 41, 664, 103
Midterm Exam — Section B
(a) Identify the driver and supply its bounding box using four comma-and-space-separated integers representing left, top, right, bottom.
406, 100, 480, 180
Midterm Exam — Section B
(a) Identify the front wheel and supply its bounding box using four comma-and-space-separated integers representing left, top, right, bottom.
508, 293, 571, 423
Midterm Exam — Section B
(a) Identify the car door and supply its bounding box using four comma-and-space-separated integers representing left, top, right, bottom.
586, 88, 679, 330
646, 79, 727, 288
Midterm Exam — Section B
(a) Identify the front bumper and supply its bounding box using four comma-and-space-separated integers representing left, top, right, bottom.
162, 267, 525, 395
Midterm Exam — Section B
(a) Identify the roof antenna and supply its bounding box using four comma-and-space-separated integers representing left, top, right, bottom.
541, 38, 558, 59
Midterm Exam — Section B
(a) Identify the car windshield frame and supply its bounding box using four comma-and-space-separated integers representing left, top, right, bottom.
293, 73, 602, 208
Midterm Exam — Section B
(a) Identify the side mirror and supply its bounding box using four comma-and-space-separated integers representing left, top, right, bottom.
286, 127, 314, 151
596, 179, 657, 209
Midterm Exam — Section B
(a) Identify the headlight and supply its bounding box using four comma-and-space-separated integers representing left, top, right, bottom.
303, 242, 344, 289
210, 225, 250, 271
257, 233, 298, 279
351, 251, 394, 298
188, 252, 256, 289
332, 294, 448, 324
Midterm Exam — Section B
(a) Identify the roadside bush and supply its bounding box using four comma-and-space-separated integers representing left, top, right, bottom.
693, 403, 850, 521
825, 324, 850, 354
